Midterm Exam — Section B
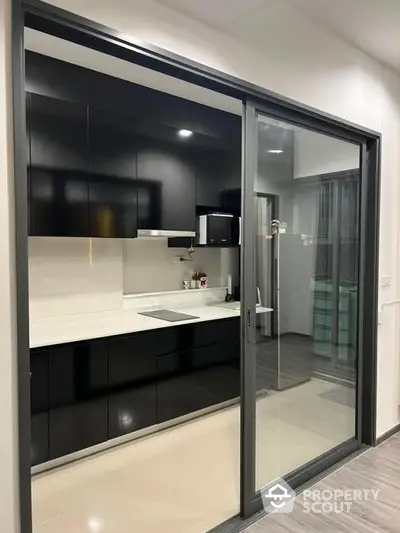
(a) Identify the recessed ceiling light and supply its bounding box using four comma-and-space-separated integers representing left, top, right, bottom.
178, 129, 193, 138
267, 149, 283, 154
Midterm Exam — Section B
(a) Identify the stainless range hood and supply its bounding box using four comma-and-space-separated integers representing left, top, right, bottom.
137, 229, 196, 239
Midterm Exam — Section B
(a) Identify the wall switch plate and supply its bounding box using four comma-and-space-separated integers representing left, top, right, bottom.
381, 276, 391, 287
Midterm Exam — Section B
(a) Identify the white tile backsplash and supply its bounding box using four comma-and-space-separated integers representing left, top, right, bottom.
122, 239, 239, 294
29, 237, 123, 318
28, 237, 239, 319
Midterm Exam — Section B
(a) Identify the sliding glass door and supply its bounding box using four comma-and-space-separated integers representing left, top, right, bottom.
241, 102, 362, 515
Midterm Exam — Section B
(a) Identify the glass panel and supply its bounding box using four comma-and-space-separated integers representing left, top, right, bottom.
253, 115, 360, 490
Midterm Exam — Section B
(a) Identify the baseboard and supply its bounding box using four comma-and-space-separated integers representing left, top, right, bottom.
376, 422, 400, 446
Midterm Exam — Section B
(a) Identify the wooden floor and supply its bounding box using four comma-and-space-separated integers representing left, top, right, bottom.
244, 432, 400, 533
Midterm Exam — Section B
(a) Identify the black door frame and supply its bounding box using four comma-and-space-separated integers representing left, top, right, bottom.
11, 1, 380, 532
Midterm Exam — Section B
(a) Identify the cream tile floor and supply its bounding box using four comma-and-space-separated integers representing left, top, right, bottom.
32, 379, 355, 533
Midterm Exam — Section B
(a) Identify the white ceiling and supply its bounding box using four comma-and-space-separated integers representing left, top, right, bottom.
156, 0, 400, 73
289, 0, 400, 72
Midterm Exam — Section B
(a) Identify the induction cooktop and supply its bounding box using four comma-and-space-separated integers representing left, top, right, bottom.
138, 309, 199, 322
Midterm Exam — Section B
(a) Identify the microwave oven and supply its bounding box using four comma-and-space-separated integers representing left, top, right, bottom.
197, 213, 240, 246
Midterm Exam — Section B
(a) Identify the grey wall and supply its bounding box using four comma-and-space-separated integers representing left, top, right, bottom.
282, 184, 319, 336
255, 126, 298, 336
255, 126, 320, 337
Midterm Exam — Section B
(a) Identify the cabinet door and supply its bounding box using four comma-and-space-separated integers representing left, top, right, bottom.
157, 347, 215, 423
31, 413, 49, 467
108, 334, 159, 438
88, 108, 137, 238
48, 341, 108, 459
221, 149, 242, 216
31, 349, 49, 415
29, 93, 89, 237
31, 350, 49, 465
136, 138, 195, 231
108, 386, 157, 439
192, 149, 225, 209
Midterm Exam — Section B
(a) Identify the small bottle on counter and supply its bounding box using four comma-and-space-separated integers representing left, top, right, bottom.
183, 280, 190, 290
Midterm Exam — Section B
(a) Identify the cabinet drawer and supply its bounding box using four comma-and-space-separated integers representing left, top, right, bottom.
192, 321, 222, 347
219, 318, 240, 342
156, 346, 213, 377
157, 370, 214, 423
192, 318, 240, 347
108, 330, 175, 386
157, 345, 240, 424
157, 364, 240, 424
157, 342, 238, 377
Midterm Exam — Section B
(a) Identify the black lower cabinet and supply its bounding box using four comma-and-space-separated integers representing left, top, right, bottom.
157, 342, 240, 424
49, 399, 108, 459
108, 386, 157, 439
107, 334, 158, 438
31, 350, 50, 466
31, 413, 49, 466
48, 341, 108, 460
31, 318, 240, 465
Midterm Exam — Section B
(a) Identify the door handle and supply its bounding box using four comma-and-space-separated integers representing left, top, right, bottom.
247, 308, 252, 327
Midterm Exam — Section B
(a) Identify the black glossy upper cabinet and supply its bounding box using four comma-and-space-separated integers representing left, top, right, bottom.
221, 145, 242, 216
29, 93, 89, 237
88, 108, 137, 238
192, 149, 226, 209
136, 137, 196, 232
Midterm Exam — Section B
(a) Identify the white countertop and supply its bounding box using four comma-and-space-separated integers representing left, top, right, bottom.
30, 304, 273, 349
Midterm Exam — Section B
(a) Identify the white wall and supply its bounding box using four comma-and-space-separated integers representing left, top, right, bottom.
28, 238, 123, 318
294, 129, 360, 178
0, 0, 19, 531
44, 0, 400, 438
123, 239, 238, 294
28, 237, 238, 319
